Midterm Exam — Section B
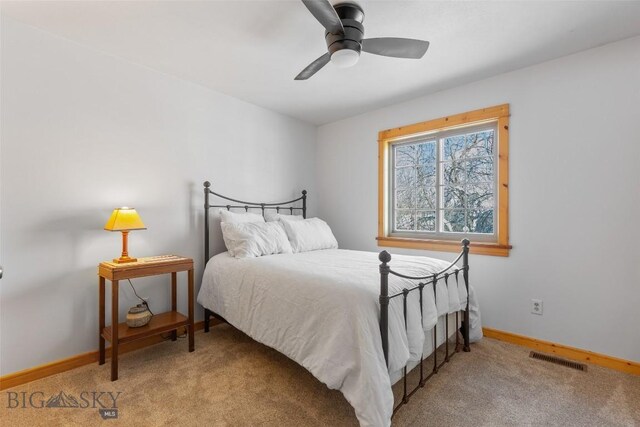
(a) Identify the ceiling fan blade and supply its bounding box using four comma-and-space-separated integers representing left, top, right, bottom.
362, 38, 430, 59
295, 52, 331, 80
301, 0, 344, 35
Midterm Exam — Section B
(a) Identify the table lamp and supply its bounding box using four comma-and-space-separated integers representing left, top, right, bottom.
104, 207, 146, 263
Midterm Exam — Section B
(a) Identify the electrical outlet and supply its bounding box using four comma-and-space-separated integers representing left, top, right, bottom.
531, 299, 543, 315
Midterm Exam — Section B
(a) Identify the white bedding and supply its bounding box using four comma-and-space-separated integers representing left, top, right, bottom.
197, 249, 481, 427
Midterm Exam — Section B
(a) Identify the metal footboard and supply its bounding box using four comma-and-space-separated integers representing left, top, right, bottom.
379, 239, 470, 415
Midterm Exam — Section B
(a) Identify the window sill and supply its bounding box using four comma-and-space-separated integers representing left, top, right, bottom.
376, 236, 512, 257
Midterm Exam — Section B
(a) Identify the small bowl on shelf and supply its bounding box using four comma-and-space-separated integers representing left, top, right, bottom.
126, 304, 152, 328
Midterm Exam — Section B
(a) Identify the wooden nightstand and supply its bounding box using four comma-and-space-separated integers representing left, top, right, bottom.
98, 255, 194, 381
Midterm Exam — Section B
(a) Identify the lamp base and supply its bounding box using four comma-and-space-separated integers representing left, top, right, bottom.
113, 256, 138, 264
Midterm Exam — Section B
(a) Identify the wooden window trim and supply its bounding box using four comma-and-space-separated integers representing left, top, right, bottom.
378, 104, 511, 257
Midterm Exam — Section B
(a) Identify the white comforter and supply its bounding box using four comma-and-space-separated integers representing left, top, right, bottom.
197, 249, 480, 426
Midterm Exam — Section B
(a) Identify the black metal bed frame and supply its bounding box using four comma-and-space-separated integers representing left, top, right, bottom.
201, 181, 470, 417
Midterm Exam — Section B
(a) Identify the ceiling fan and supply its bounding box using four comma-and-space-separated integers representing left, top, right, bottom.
295, 0, 430, 80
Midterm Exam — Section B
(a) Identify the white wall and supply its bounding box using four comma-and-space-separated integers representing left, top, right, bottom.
316, 36, 640, 362
0, 17, 316, 375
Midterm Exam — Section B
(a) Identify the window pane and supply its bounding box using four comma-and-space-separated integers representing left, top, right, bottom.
395, 210, 415, 231
416, 187, 436, 209
467, 182, 494, 210
443, 135, 465, 161
442, 160, 465, 185
395, 144, 418, 167
443, 186, 465, 209
418, 142, 436, 164
466, 130, 494, 157
417, 164, 436, 186
467, 157, 494, 182
395, 166, 416, 188
468, 209, 494, 234
396, 141, 436, 167
396, 188, 415, 209
442, 210, 466, 232
416, 211, 436, 231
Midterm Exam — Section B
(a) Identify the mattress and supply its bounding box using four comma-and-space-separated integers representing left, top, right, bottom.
197, 248, 480, 427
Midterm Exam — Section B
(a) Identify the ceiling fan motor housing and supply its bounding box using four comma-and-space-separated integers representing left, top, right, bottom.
325, 2, 365, 56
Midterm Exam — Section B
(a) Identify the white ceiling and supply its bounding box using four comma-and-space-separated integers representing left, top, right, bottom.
3, 1, 640, 125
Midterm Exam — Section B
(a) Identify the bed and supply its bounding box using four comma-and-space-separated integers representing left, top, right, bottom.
198, 181, 480, 426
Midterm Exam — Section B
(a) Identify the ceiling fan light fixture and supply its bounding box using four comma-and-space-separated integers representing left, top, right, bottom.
330, 49, 360, 68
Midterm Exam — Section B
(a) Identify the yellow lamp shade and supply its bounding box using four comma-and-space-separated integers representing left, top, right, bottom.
104, 207, 146, 231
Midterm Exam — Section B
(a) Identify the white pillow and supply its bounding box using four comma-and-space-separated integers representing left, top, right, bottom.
221, 221, 292, 258
264, 211, 304, 222
219, 209, 265, 224
280, 217, 338, 253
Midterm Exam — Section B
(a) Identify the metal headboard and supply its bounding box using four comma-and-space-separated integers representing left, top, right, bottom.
203, 181, 307, 263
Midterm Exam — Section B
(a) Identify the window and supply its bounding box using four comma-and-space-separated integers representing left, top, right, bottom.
378, 105, 511, 256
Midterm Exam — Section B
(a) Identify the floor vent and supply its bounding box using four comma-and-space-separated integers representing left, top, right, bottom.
529, 351, 588, 371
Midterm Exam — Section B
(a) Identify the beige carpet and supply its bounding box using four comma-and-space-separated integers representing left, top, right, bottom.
2, 324, 638, 426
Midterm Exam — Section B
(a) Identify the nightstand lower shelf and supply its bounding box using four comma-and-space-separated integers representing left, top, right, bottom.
102, 311, 188, 344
